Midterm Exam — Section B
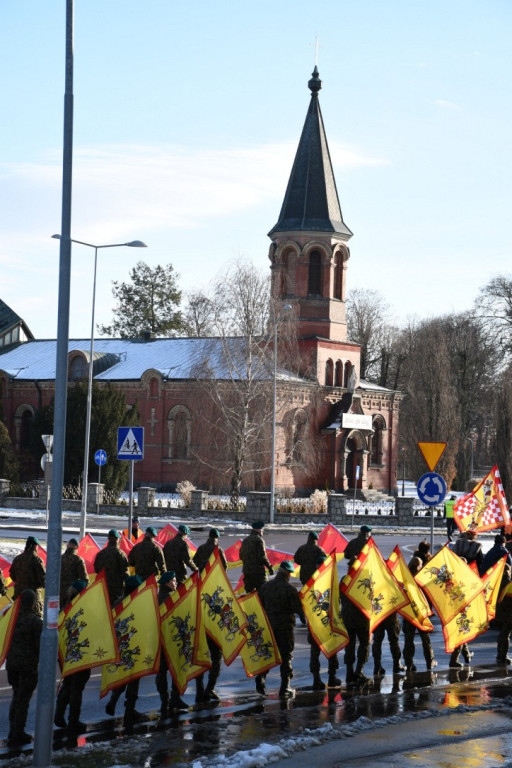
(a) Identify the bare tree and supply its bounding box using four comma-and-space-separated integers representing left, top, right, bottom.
346, 288, 392, 380
494, 365, 512, 499
476, 274, 512, 360
182, 291, 216, 337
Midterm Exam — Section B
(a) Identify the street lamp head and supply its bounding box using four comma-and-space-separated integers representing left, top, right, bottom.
126, 240, 147, 248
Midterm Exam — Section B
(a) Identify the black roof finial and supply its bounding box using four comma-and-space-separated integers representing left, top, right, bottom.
308, 66, 322, 95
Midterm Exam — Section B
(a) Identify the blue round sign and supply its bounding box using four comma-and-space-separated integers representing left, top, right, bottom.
94, 449, 107, 467
417, 472, 447, 506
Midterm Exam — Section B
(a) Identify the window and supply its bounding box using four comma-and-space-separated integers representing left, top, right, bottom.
343, 361, 352, 388
370, 416, 386, 465
167, 406, 191, 460
335, 360, 343, 387
334, 252, 343, 300
149, 377, 158, 398
68, 356, 87, 380
308, 250, 322, 296
325, 359, 334, 386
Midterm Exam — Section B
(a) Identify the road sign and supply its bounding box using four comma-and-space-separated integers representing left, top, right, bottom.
94, 449, 107, 467
418, 442, 447, 471
117, 426, 144, 460
417, 472, 447, 506
40, 453, 53, 471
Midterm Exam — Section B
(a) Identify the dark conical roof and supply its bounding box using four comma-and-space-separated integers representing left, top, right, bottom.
268, 67, 352, 238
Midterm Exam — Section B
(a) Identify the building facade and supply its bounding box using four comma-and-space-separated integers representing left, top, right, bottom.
0, 69, 401, 496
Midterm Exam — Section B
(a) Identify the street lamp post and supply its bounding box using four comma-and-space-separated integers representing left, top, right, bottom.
466, 435, 474, 482
269, 304, 292, 524
51, 235, 147, 538
401, 448, 406, 496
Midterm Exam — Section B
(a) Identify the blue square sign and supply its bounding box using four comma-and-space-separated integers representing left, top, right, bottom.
117, 426, 144, 461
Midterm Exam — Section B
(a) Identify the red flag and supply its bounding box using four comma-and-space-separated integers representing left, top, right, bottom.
454, 465, 510, 533
266, 548, 294, 567
36, 543, 47, 566
0, 555, 11, 579
156, 524, 197, 554
224, 539, 243, 569
118, 534, 134, 557
318, 523, 348, 556
77, 534, 101, 575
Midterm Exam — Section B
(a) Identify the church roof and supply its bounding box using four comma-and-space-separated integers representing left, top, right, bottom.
0, 337, 305, 384
268, 67, 352, 239
0, 299, 33, 338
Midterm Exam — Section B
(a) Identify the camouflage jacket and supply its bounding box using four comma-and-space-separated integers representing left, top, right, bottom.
193, 540, 228, 572
60, 549, 88, 607
163, 536, 197, 582
128, 537, 165, 581
6, 605, 43, 672
94, 543, 129, 605
260, 571, 304, 631
239, 531, 272, 576
293, 541, 327, 585
10, 550, 45, 598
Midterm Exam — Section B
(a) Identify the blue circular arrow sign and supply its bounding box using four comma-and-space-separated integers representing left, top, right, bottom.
417, 472, 447, 506
94, 449, 107, 467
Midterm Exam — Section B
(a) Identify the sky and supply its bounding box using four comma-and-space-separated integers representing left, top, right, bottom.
1, 0, 511, 339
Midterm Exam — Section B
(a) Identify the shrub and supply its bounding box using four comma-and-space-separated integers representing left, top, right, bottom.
176, 480, 195, 507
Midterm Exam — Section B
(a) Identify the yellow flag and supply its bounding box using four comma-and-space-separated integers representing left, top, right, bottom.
0, 601, 19, 668
198, 552, 248, 665
442, 591, 488, 652
415, 546, 484, 625
340, 539, 409, 633
454, 465, 510, 533
387, 546, 433, 631
100, 577, 160, 697
238, 590, 281, 677
58, 573, 118, 677
481, 556, 507, 620
160, 572, 210, 695
300, 552, 348, 657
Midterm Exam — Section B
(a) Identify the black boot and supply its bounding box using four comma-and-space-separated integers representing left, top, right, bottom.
393, 660, 406, 674
449, 650, 463, 668
279, 678, 295, 698
255, 674, 267, 695
312, 673, 325, 691
54, 696, 67, 729
169, 684, 188, 711
195, 675, 206, 702
105, 686, 123, 716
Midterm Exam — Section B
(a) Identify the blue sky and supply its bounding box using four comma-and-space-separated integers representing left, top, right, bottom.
1, 1, 511, 339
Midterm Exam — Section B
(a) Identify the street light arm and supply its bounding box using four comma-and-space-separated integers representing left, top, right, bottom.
52, 234, 147, 249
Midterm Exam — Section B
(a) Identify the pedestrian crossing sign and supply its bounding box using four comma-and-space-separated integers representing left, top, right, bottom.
117, 426, 144, 460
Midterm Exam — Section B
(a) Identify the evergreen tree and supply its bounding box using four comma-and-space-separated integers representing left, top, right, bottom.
99, 261, 184, 338
0, 421, 19, 481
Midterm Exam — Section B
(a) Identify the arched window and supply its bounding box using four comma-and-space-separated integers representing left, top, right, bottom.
370, 416, 386, 466
68, 356, 87, 380
14, 404, 35, 452
291, 409, 308, 464
308, 250, 322, 296
334, 252, 343, 300
343, 361, 353, 388
149, 377, 158, 398
325, 359, 334, 386
335, 360, 343, 387
167, 406, 191, 460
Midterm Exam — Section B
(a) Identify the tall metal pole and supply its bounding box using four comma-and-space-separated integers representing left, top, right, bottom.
269, 304, 292, 524
401, 448, 406, 496
33, 2, 74, 765
80, 245, 98, 538
269, 321, 278, 524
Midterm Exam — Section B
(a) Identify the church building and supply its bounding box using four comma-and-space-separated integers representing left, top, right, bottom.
0, 69, 401, 497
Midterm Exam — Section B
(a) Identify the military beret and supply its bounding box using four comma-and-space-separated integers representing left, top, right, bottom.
279, 561, 295, 573
133, 517, 139, 523
316, 555, 327, 566
146, 526, 158, 537
251, 521, 265, 530
125, 575, 143, 592
159, 571, 176, 585
178, 524, 190, 535
108, 529, 120, 539
209, 528, 220, 539
308, 531, 319, 540
26, 535, 40, 547
360, 525, 372, 534
68, 538, 79, 547
71, 580, 88, 593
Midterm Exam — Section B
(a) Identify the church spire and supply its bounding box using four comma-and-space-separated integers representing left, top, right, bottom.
268, 67, 352, 239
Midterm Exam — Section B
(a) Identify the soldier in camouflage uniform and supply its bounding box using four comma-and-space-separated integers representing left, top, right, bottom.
9, 536, 45, 615
260, 561, 306, 698
240, 521, 273, 593
193, 529, 227, 703
6, 589, 43, 746
128, 526, 165, 581
294, 542, 341, 691
59, 538, 88, 609
163, 524, 198, 585
94, 529, 129, 606
54, 580, 91, 731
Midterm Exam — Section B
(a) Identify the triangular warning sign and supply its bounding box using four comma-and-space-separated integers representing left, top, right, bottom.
417, 442, 447, 471
119, 428, 143, 457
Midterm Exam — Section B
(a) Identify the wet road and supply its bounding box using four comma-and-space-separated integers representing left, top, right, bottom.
0, 510, 506, 765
